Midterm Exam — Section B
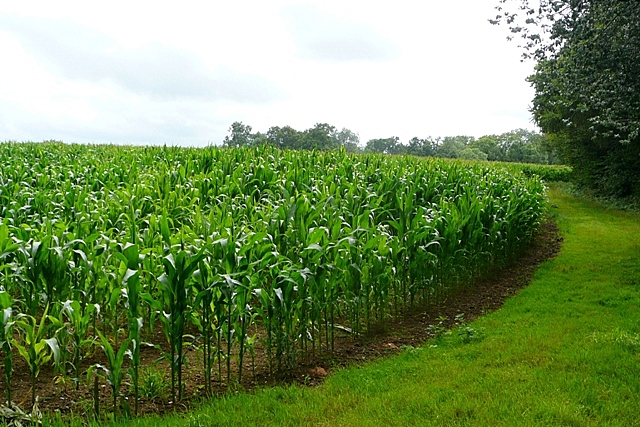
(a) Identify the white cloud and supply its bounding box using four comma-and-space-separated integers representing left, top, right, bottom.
283, 4, 398, 62
0, 0, 537, 146
0, 16, 283, 103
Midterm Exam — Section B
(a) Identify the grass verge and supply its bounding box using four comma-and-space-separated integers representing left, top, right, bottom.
45, 184, 640, 426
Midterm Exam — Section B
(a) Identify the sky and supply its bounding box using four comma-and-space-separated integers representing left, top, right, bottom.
0, 0, 537, 147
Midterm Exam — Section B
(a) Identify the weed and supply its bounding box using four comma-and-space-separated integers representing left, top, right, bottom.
458, 326, 481, 344
427, 315, 450, 338
137, 366, 169, 400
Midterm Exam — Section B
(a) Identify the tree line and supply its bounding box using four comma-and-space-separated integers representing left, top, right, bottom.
493, 0, 640, 199
222, 121, 558, 165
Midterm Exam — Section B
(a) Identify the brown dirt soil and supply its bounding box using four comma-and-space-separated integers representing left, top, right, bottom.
1, 221, 562, 420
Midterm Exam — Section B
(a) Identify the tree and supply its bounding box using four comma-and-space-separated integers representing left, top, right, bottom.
470, 135, 504, 161
301, 123, 339, 151
251, 131, 269, 146
492, 0, 640, 197
335, 128, 361, 153
459, 147, 488, 161
435, 136, 474, 159
222, 121, 254, 147
266, 126, 303, 150
406, 137, 436, 157
496, 129, 549, 164
365, 137, 402, 155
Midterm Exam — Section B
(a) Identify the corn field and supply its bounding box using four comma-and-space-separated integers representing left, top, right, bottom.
0, 142, 546, 416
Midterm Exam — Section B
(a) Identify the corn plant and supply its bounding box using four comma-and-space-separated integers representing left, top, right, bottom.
226, 231, 271, 383
116, 242, 143, 415
157, 233, 206, 402
217, 273, 241, 385
192, 259, 216, 396
14, 306, 60, 409
92, 332, 130, 417
61, 299, 98, 390
64, 237, 94, 308
16, 239, 47, 317
0, 290, 15, 405
39, 235, 71, 305
0, 225, 19, 405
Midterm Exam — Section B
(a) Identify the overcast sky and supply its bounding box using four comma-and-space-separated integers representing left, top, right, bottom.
0, 0, 536, 147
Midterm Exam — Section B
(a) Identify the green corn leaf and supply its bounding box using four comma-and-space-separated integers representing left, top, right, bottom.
160, 214, 171, 247
44, 337, 60, 366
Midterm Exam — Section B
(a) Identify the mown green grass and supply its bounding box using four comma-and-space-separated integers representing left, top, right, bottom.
46, 184, 640, 426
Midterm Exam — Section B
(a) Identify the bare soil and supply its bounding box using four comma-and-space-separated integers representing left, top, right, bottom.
1, 221, 562, 420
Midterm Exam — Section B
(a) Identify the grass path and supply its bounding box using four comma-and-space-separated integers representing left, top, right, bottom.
55, 185, 640, 426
